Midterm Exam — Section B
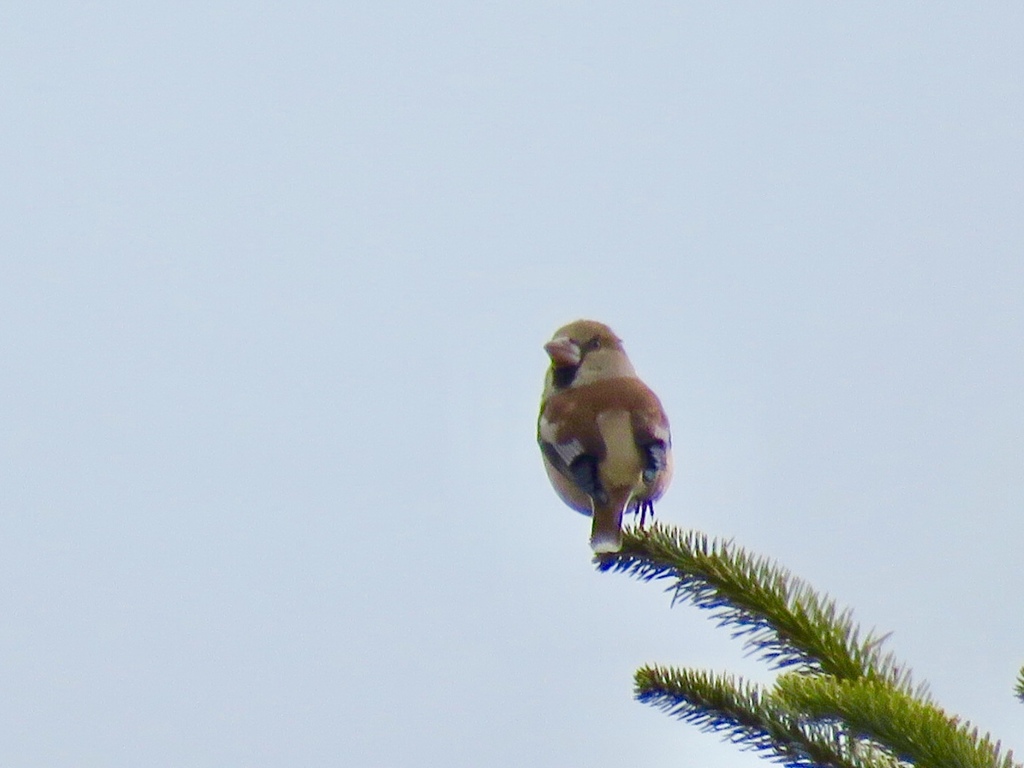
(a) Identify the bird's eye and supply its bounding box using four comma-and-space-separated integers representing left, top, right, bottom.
588, 337, 601, 350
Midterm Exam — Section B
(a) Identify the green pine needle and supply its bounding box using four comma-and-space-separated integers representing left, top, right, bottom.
597, 523, 1022, 768
598, 524, 916, 693
775, 673, 1018, 768
635, 666, 876, 768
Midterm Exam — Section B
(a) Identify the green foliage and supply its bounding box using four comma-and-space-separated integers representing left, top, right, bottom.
635, 667, 869, 768
598, 525, 914, 688
775, 674, 1014, 768
597, 523, 1019, 768
1016, 667, 1024, 705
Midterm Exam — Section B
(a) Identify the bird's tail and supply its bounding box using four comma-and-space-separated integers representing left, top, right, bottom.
589, 489, 632, 554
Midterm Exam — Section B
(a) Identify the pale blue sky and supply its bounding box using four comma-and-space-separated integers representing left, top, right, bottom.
2, 4, 1023, 767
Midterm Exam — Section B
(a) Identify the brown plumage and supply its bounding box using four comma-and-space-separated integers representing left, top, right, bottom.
538, 320, 673, 553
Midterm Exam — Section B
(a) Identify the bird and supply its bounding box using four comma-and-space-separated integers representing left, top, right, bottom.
537, 319, 673, 554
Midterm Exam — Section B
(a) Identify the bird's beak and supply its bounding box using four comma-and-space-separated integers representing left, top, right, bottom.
544, 336, 581, 367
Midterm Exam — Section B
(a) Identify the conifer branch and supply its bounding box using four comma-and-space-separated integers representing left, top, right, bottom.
597, 523, 1021, 767
634, 666, 881, 768
597, 524, 915, 692
774, 674, 1018, 768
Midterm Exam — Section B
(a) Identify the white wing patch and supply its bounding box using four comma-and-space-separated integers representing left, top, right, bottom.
549, 438, 584, 466
538, 413, 585, 465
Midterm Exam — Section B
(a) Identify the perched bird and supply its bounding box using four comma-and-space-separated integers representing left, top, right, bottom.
537, 319, 673, 553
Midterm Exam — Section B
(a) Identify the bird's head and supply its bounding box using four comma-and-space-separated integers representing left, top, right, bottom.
542, 319, 635, 394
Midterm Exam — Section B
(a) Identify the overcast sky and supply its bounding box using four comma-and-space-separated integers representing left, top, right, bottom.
2, 4, 1023, 767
